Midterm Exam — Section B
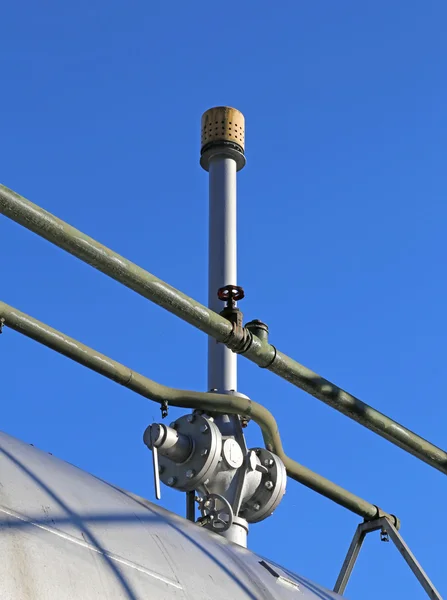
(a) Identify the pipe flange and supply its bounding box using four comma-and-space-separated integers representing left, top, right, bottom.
200, 143, 246, 172
240, 448, 287, 523
158, 414, 222, 492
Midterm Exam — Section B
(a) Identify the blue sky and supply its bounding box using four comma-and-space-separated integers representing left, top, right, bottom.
1, 2, 446, 597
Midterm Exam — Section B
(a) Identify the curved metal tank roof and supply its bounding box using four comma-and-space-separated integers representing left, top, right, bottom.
0, 431, 343, 599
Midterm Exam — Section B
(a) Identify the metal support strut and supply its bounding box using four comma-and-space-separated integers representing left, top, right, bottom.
333, 517, 442, 599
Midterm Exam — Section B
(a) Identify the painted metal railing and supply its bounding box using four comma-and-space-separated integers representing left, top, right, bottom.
1, 184, 445, 475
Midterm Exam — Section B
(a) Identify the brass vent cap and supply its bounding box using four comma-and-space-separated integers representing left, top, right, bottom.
201, 106, 245, 152
200, 106, 246, 171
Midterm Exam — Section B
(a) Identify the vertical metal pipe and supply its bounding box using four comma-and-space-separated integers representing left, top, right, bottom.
200, 106, 246, 394
208, 155, 238, 392
220, 517, 249, 547
200, 107, 248, 546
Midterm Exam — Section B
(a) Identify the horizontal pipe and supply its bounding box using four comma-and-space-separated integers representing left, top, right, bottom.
0, 300, 396, 525
1, 184, 446, 475
0, 185, 233, 341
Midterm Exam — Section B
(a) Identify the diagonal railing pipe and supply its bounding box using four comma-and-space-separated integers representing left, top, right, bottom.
0, 300, 397, 525
1, 183, 446, 475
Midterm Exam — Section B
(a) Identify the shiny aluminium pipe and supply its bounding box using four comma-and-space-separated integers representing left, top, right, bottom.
0, 300, 397, 525
1, 184, 446, 475
207, 153, 238, 393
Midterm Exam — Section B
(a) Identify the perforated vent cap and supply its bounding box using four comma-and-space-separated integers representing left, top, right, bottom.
201, 106, 245, 153
200, 106, 246, 171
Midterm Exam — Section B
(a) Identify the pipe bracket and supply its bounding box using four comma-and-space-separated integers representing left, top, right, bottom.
224, 322, 253, 354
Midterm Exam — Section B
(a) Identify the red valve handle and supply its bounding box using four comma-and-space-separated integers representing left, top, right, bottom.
217, 285, 245, 302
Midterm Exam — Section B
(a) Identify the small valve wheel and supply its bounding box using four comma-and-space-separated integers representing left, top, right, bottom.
199, 493, 234, 532
217, 285, 245, 305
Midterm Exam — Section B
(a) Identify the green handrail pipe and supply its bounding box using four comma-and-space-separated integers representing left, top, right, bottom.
1, 183, 446, 475
0, 300, 397, 525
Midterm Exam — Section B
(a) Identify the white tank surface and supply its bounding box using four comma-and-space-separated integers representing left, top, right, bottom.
0, 430, 343, 600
